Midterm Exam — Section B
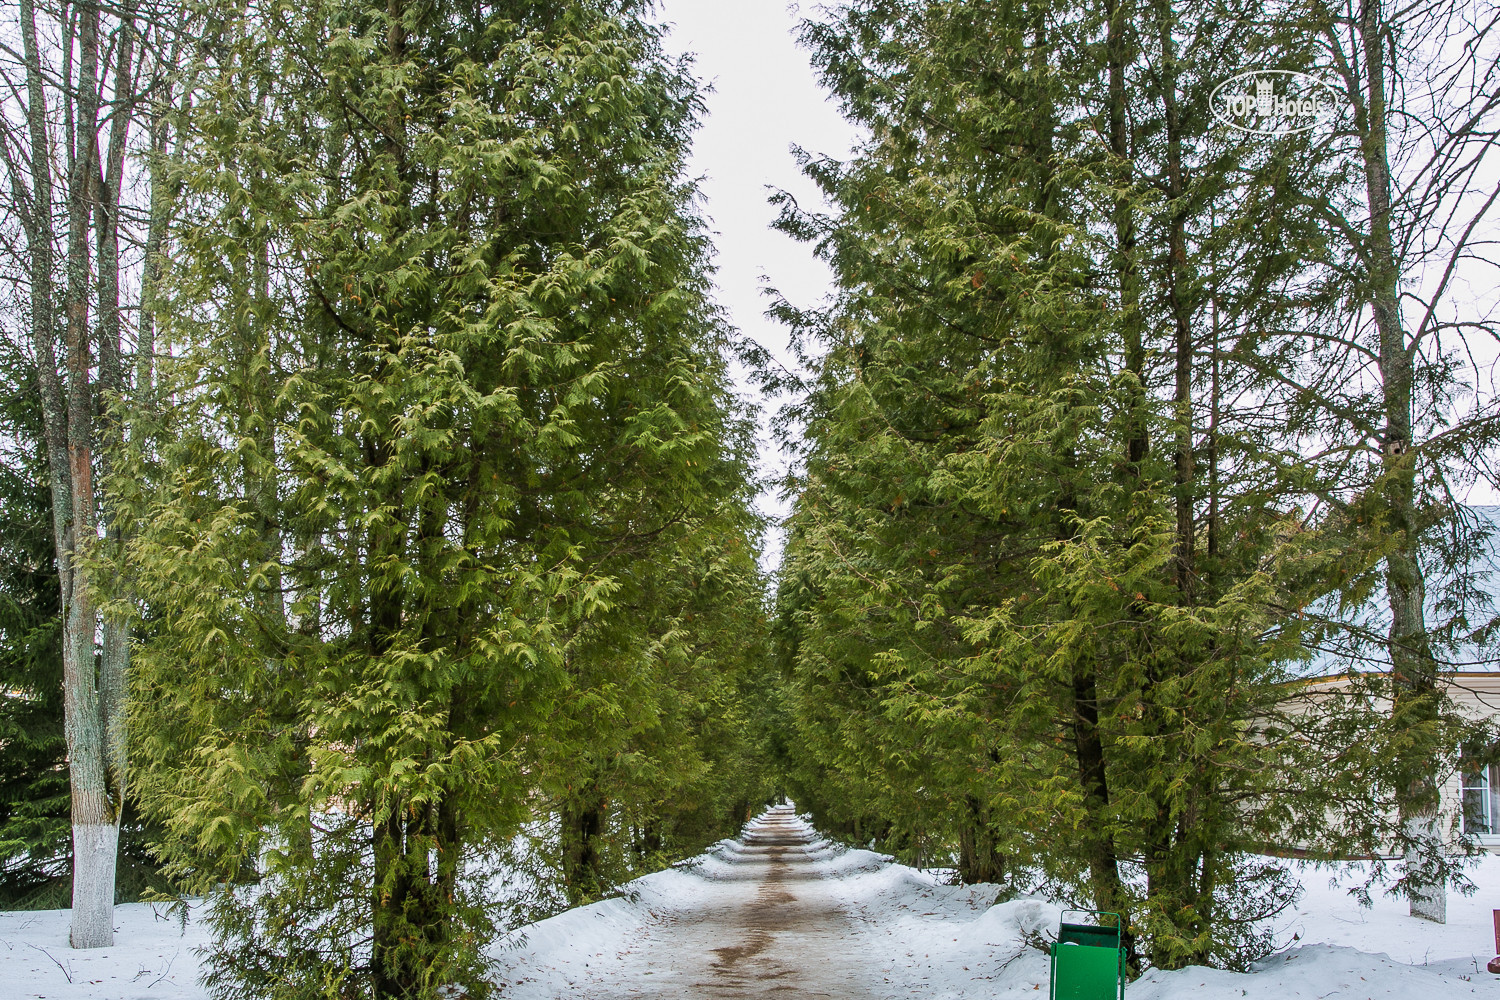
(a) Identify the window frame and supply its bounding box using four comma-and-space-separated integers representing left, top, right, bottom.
1461, 756, 1500, 845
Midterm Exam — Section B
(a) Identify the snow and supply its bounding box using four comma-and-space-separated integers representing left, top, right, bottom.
5, 813, 1500, 997
494, 810, 1500, 998
1282, 854, 1500, 967
0, 901, 212, 999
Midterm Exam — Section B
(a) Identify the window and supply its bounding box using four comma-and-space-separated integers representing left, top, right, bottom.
1462, 760, 1500, 835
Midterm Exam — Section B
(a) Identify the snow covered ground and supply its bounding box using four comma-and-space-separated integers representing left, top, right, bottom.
495, 808, 1500, 998
4, 809, 1500, 998
1281, 854, 1500, 968
0, 901, 212, 999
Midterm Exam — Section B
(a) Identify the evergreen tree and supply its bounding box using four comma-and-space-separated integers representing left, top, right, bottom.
769, 0, 1479, 970
120, 1, 766, 996
0, 347, 67, 903
537, 498, 776, 906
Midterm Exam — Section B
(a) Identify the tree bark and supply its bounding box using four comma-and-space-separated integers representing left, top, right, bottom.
1160, 1, 1194, 604
96, 12, 137, 906
10, 0, 146, 948
956, 794, 1004, 885
56, 0, 120, 950
561, 795, 608, 906
1070, 662, 1138, 965
1106, 0, 1147, 475
1357, 0, 1445, 924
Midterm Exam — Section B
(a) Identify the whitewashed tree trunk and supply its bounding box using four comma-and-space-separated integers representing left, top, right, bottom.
69, 824, 120, 947
59, 0, 118, 950
1406, 815, 1447, 923
6, 0, 153, 950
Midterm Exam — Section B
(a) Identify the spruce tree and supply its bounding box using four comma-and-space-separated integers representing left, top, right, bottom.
0, 348, 67, 904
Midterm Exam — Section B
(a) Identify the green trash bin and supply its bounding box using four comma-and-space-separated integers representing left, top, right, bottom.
1049, 909, 1125, 1000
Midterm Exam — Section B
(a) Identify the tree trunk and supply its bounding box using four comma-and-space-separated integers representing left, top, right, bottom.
956, 795, 1004, 885
1357, 0, 1445, 924
53, 0, 125, 950
561, 796, 608, 906
371, 812, 411, 998
1091, 1, 1141, 967
1106, 0, 1147, 475
1160, 0, 1194, 605
15, 0, 123, 948
94, 15, 137, 924
1071, 662, 1138, 965
634, 817, 663, 859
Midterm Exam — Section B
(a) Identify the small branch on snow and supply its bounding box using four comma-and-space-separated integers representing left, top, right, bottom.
26, 942, 73, 983
148, 949, 178, 988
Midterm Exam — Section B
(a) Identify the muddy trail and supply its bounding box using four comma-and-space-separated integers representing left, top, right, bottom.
530, 805, 886, 998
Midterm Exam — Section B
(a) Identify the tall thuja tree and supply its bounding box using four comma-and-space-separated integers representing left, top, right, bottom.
122, 0, 751, 996
537, 495, 776, 906
770, 0, 1100, 879
769, 0, 1102, 878
776, 0, 1378, 969
525, 384, 771, 906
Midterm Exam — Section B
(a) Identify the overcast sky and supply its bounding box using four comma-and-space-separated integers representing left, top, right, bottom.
655, 1, 860, 572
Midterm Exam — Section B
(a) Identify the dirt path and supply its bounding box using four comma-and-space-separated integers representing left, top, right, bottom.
556, 805, 884, 998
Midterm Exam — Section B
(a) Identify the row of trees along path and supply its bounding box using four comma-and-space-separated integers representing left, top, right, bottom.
0, 2, 1498, 998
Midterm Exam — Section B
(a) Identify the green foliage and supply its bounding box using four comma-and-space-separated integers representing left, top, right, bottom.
118, 0, 772, 996
769, 0, 1490, 973
535, 517, 778, 905
0, 346, 68, 905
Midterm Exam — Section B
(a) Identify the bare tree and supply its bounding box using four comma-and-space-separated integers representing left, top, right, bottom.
0, 0, 182, 947
1302, 0, 1500, 922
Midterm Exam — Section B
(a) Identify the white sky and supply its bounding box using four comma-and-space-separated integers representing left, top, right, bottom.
655, 1, 860, 573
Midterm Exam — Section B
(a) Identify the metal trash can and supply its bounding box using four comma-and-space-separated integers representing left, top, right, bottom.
1049, 909, 1125, 1000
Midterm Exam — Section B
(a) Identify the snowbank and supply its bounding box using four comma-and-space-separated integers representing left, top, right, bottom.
1283, 853, 1500, 966
1134, 945, 1495, 999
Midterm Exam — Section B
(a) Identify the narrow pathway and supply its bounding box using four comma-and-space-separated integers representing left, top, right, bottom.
548, 805, 884, 998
